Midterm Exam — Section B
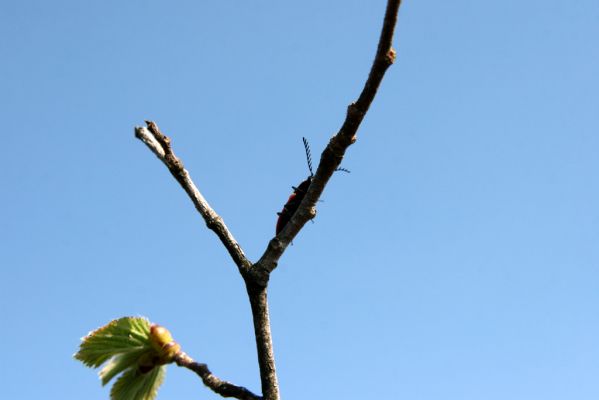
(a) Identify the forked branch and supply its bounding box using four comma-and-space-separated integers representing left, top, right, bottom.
134, 1, 403, 399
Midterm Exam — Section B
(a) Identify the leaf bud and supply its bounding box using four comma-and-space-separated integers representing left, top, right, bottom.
149, 324, 181, 363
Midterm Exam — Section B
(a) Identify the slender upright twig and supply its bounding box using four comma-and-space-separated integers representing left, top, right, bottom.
135, 2, 403, 399
252, 0, 402, 283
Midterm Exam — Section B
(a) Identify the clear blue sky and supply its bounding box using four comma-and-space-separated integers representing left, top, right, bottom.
1, 1, 598, 399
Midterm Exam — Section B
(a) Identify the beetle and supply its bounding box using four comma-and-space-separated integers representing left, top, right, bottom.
276, 137, 348, 235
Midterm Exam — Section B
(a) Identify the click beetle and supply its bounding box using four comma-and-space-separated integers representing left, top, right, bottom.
276, 138, 348, 235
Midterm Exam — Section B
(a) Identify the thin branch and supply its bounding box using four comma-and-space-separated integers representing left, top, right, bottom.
135, 3, 402, 400
174, 352, 262, 400
134, 121, 252, 276
246, 284, 279, 400
252, 0, 403, 280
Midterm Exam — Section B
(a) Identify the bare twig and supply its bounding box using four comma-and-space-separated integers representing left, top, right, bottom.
135, 2, 402, 400
246, 284, 278, 400
134, 122, 252, 276
252, 0, 402, 280
174, 352, 262, 400
135, 122, 277, 398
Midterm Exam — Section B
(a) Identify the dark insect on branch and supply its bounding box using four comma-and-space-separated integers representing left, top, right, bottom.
275, 138, 349, 235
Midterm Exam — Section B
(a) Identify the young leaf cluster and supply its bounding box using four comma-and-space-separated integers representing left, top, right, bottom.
75, 317, 177, 400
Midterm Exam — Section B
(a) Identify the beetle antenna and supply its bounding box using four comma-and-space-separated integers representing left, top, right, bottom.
302, 137, 314, 176
335, 167, 351, 174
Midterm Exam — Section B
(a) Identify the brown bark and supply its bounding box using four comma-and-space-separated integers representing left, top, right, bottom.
134, 2, 403, 399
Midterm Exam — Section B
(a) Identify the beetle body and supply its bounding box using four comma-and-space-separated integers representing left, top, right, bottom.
275, 138, 349, 235
275, 138, 315, 235
276, 176, 312, 235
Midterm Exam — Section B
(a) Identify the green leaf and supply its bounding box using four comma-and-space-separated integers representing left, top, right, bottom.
110, 365, 166, 400
74, 317, 168, 400
75, 317, 152, 368
99, 349, 150, 386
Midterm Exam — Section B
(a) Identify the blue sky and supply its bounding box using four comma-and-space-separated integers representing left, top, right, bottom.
1, 1, 598, 399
